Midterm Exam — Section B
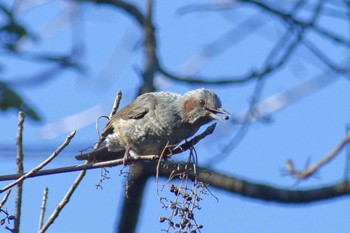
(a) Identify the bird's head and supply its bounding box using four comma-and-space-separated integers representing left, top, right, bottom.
182, 88, 230, 125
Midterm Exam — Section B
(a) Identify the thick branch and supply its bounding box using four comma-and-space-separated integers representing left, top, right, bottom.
139, 0, 157, 94
151, 162, 350, 204
117, 164, 148, 233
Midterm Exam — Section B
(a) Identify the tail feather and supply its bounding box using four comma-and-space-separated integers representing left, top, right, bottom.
75, 146, 125, 163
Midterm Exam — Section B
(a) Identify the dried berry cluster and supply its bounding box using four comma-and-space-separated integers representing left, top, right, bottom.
159, 183, 205, 233
95, 168, 111, 189
0, 209, 14, 228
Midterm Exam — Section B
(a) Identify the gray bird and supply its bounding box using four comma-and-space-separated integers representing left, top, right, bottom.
75, 88, 230, 163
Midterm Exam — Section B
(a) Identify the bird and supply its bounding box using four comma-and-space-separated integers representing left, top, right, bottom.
75, 88, 230, 163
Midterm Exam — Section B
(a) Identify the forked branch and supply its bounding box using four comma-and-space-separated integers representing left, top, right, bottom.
286, 133, 350, 179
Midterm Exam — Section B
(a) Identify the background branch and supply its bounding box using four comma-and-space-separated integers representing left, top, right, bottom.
286, 133, 350, 179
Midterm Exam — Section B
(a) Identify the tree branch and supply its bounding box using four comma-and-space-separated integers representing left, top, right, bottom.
0, 131, 76, 194
117, 164, 148, 233
243, 0, 350, 47
14, 111, 25, 233
139, 0, 156, 94
126, 161, 350, 204
286, 133, 350, 179
0, 189, 11, 209
38, 187, 48, 231
77, 0, 144, 26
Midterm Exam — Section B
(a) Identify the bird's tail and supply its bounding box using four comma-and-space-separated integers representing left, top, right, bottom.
75, 146, 125, 163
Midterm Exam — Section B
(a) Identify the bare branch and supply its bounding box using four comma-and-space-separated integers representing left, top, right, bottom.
344, 125, 350, 179
95, 90, 123, 148
77, 0, 144, 26
157, 25, 301, 86
117, 164, 147, 233
139, 0, 157, 94
171, 124, 216, 155
155, 162, 350, 204
14, 111, 25, 233
109, 90, 123, 119
0, 131, 76, 194
302, 38, 350, 74
0, 152, 349, 205
0, 124, 216, 182
0, 189, 12, 209
286, 133, 350, 179
244, 0, 350, 46
38, 188, 48, 232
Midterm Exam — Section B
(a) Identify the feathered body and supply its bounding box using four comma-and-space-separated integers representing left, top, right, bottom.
76, 89, 229, 162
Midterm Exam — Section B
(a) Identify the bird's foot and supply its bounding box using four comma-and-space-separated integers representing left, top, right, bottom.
123, 147, 130, 166
123, 147, 140, 165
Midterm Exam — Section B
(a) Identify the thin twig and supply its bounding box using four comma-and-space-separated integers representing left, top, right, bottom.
14, 111, 25, 233
171, 123, 216, 155
286, 133, 350, 179
156, 142, 171, 199
0, 131, 76, 194
0, 189, 12, 209
109, 90, 122, 119
38, 187, 48, 232
95, 116, 109, 139
95, 90, 123, 148
39, 169, 86, 233
344, 125, 350, 180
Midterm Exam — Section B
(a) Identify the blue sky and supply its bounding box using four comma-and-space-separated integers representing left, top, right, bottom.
1, 1, 350, 232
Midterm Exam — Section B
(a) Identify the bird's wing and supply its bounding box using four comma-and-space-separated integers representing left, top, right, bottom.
117, 104, 149, 120
100, 94, 156, 138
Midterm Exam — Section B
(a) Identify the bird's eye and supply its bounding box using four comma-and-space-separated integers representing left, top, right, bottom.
199, 99, 205, 106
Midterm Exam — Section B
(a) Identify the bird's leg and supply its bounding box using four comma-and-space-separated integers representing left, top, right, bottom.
123, 146, 131, 166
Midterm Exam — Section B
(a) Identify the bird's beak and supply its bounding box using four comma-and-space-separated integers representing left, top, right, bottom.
206, 107, 231, 123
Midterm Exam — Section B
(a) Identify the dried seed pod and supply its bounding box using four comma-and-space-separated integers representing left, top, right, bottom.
181, 206, 188, 211
181, 218, 189, 228
174, 187, 179, 196
188, 211, 194, 219
170, 202, 177, 209
174, 208, 179, 216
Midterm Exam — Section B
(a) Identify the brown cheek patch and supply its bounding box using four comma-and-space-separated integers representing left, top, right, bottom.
183, 98, 197, 116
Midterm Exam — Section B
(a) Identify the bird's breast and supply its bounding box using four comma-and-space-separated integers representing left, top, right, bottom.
108, 105, 202, 155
